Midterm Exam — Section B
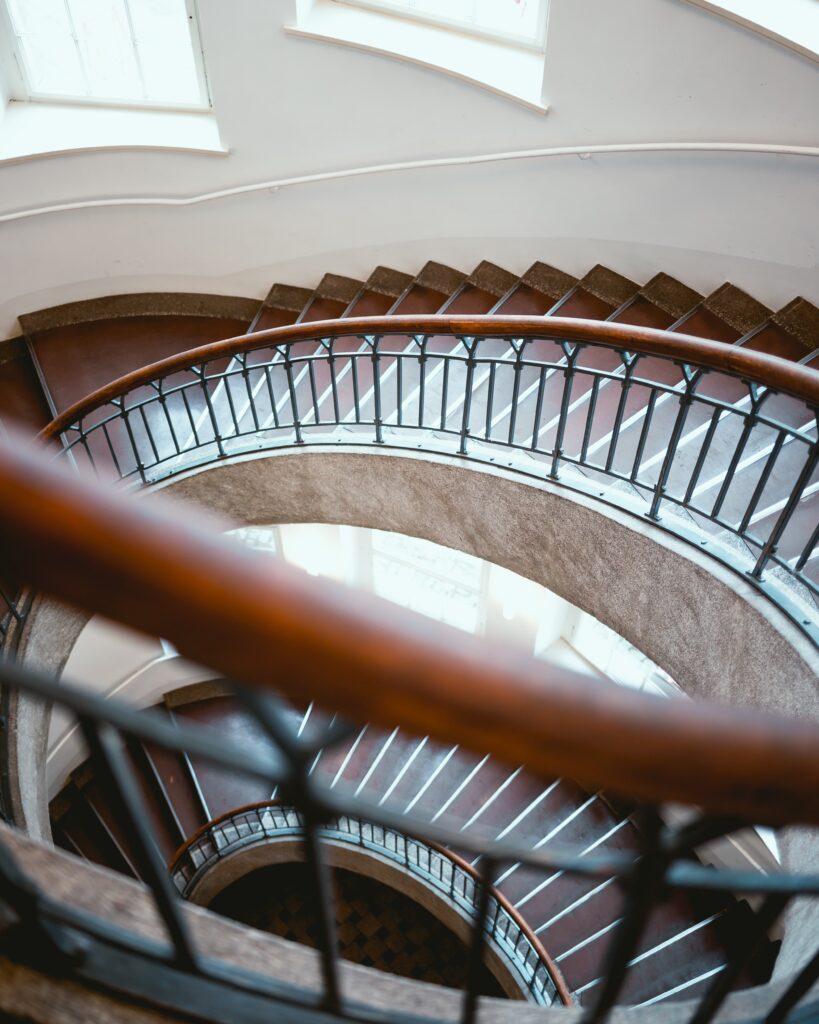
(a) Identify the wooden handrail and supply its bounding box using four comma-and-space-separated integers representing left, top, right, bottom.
39, 315, 819, 442
168, 799, 575, 1006
1, 430, 818, 827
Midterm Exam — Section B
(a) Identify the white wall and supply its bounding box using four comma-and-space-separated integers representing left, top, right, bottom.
0, 0, 817, 338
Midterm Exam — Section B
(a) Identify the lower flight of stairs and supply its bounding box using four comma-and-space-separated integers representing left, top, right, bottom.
50, 685, 778, 1008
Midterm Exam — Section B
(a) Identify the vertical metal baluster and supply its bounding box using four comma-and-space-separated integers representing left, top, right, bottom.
138, 405, 161, 468
459, 337, 477, 455
581, 809, 666, 1023
604, 353, 637, 473
689, 894, 789, 1024
795, 517, 819, 574
630, 388, 659, 482
351, 349, 362, 424
327, 341, 341, 425
262, 364, 280, 429
222, 368, 242, 439
241, 355, 261, 433
682, 405, 722, 504
647, 366, 702, 521
78, 719, 198, 970
752, 422, 819, 579
307, 357, 321, 425
737, 431, 787, 535
199, 366, 226, 457
550, 342, 579, 479
282, 346, 303, 443
580, 375, 601, 466
158, 383, 183, 456
507, 341, 523, 446
462, 856, 496, 1024
485, 363, 497, 440
765, 947, 819, 1024
440, 354, 451, 431
120, 404, 147, 483
710, 386, 763, 521
179, 386, 200, 447
412, 338, 426, 428
530, 363, 548, 452
100, 422, 124, 478
301, 814, 342, 1013
371, 336, 383, 443
396, 349, 404, 427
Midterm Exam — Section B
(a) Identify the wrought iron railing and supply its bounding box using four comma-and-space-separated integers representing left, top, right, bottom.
23, 315, 819, 647
171, 801, 563, 1006
0, 437, 817, 1022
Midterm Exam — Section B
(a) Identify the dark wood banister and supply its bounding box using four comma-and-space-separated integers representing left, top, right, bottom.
39, 315, 819, 442
168, 799, 575, 1006
0, 429, 818, 828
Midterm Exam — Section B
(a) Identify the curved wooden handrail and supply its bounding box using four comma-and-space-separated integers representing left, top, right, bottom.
169, 799, 574, 1006
39, 314, 819, 442
0, 430, 818, 827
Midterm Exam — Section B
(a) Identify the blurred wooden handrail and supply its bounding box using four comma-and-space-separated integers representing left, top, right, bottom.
1, 431, 818, 827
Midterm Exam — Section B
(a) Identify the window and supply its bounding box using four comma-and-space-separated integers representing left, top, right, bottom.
1, 0, 209, 109
336, 0, 549, 51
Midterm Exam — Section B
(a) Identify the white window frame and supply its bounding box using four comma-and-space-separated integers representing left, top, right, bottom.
333, 0, 550, 53
0, 0, 211, 112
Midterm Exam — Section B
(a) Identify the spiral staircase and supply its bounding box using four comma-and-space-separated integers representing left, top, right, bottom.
0, 257, 817, 1023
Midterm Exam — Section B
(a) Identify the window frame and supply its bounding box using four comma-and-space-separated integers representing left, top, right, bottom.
332, 0, 550, 54
0, 0, 212, 113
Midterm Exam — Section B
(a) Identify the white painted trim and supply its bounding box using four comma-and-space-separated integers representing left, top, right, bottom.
2, 140, 817, 223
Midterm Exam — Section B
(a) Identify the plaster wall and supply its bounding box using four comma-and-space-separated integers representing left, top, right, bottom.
0, 0, 817, 337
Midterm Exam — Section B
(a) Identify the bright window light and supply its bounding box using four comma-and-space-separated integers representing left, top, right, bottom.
3, 0, 209, 108
335, 0, 549, 50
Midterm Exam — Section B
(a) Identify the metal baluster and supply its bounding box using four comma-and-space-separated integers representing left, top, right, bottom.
199, 366, 226, 457
689, 894, 789, 1024
551, 342, 580, 478
682, 405, 722, 504
157, 382, 184, 456
461, 856, 496, 1024
647, 366, 702, 521
710, 384, 765, 521
795, 517, 819, 574
240, 355, 261, 433
396, 348, 404, 427
581, 808, 666, 1023
440, 353, 451, 431
765, 948, 819, 1024
630, 388, 659, 482
752, 421, 819, 579
221, 368, 242, 439
580, 375, 601, 465
307, 357, 321, 425
100, 422, 124, 478
78, 718, 198, 970
459, 337, 477, 455
262, 364, 281, 428
485, 362, 497, 440
282, 346, 303, 443
120, 403, 147, 483
326, 340, 341, 425
507, 340, 524, 447
138, 404, 161, 467
179, 386, 201, 447
351, 349, 362, 424
417, 337, 428, 428
738, 431, 787, 535
371, 335, 383, 443
604, 352, 637, 473
530, 363, 548, 451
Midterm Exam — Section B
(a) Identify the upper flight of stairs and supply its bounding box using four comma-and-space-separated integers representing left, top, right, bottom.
1, 259, 816, 586
50, 686, 777, 1009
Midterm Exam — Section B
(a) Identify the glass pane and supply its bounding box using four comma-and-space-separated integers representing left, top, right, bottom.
6, 0, 204, 104
129, 0, 201, 105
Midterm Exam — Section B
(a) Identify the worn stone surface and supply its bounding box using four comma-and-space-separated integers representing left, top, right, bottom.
19, 294, 259, 334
